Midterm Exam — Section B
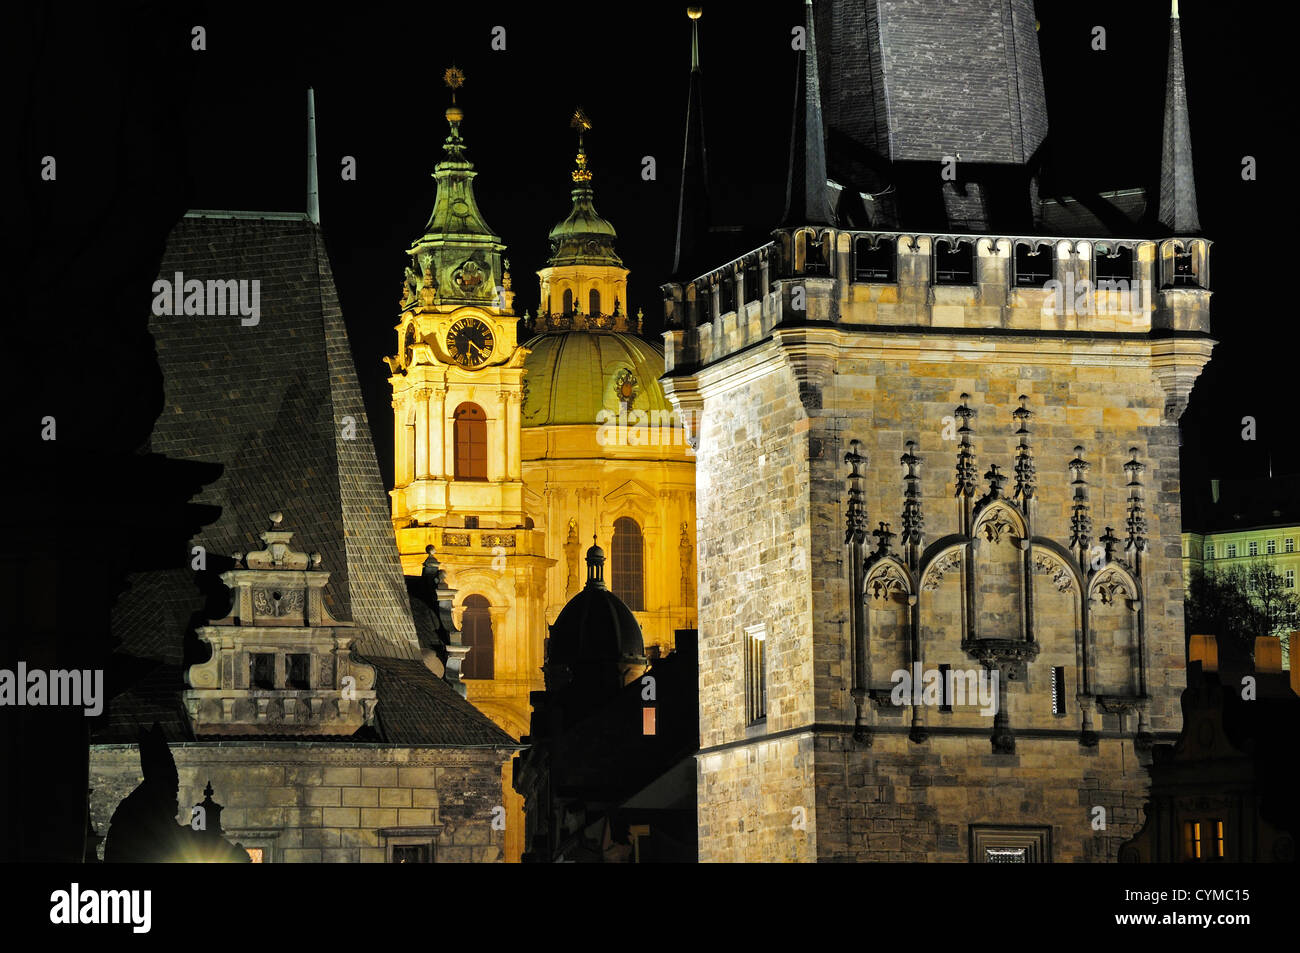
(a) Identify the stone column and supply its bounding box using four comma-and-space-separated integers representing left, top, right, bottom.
504, 390, 522, 479
392, 398, 407, 486
429, 387, 447, 478
488, 393, 506, 482
414, 389, 430, 480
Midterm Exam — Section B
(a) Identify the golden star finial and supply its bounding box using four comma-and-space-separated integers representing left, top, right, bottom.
444, 67, 465, 98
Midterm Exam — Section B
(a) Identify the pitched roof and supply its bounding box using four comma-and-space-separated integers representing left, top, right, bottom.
95, 213, 509, 749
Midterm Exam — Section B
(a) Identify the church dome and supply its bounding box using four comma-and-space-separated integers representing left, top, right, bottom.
547, 184, 622, 267
521, 330, 675, 428
546, 542, 645, 681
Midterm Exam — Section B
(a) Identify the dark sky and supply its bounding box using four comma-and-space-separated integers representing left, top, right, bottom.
99, 0, 1292, 503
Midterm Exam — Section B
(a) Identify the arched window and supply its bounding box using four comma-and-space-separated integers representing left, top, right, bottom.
453, 403, 487, 481
589, 288, 601, 318
611, 517, 644, 611
562, 288, 574, 314
461, 595, 493, 679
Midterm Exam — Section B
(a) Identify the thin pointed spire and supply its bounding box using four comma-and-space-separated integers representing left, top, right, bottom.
307, 88, 319, 225
1157, 0, 1200, 233
673, 7, 711, 278
782, 0, 832, 226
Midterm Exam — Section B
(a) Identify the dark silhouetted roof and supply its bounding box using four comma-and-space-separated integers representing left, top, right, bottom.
95, 213, 512, 749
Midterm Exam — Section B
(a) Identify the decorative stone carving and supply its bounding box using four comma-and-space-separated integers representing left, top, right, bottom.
953, 395, 977, 498
866, 564, 908, 601
183, 514, 377, 737
1012, 395, 1036, 502
441, 533, 471, 547
1032, 551, 1075, 593
482, 534, 516, 548
922, 548, 964, 591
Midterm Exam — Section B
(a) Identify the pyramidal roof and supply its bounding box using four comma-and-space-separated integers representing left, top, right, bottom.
100, 213, 513, 748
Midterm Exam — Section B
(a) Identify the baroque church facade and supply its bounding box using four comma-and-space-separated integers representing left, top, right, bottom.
660, 1, 1212, 861
384, 75, 695, 859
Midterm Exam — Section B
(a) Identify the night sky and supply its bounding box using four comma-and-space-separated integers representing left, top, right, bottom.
49, 0, 1289, 504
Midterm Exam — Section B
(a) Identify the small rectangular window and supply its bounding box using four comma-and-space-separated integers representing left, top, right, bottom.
854, 238, 896, 282
1267, 539, 1277, 555
1093, 245, 1134, 283
1205, 544, 1215, 559
1226, 543, 1237, 558
938, 663, 952, 712
250, 653, 276, 690
1051, 667, 1067, 716
286, 654, 311, 690
1248, 541, 1259, 557
464, 515, 479, 529
642, 707, 656, 736
1286, 570, 1296, 590
1213, 819, 1225, 859
744, 624, 767, 725
1184, 820, 1202, 861
1287, 538, 1295, 554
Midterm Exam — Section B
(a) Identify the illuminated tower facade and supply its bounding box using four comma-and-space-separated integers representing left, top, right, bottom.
387, 71, 552, 860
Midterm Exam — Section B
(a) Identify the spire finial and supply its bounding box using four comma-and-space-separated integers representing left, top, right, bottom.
443, 67, 465, 124
571, 107, 593, 183
688, 7, 703, 69
1157, 0, 1199, 232
306, 88, 319, 225
781, 0, 832, 226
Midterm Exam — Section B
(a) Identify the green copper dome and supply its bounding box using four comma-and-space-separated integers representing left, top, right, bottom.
547, 183, 622, 268
521, 331, 673, 428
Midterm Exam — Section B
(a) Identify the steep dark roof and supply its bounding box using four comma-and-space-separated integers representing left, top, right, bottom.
1157, 6, 1200, 234
95, 213, 509, 749
818, 0, 1046, 167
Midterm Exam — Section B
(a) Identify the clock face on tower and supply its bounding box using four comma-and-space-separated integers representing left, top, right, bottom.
447, 317, 495, 368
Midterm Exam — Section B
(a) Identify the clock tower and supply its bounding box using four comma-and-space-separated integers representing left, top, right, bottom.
386, 72, 551, 860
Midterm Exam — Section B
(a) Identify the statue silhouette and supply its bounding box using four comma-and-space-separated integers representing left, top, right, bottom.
103, 724, 248, 863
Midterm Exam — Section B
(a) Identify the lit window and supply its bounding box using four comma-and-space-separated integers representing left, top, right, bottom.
1249, 541, 1259, 557
642, 707, 656, 735
744, 623, 767, 725
1184, 820, 1202, 860
611, 517, 645, 611
1267, 539, 1277, 555
1287, 538, 1296, 554
1286, 570, 1296, 590
1213, 819, 1225, 859
1226, 543, 1237, 558
1051, 667, 1067, 716
453, 403, 488, 481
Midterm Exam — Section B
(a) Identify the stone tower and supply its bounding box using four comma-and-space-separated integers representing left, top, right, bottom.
661, 0, 1213, 862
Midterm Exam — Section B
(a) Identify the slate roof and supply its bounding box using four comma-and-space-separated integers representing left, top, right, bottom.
95, 213, 513, 750
817, 0, 1047, 167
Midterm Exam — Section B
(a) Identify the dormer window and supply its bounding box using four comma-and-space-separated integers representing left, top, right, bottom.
250, 654, 276, 690
286, 654, 311, 691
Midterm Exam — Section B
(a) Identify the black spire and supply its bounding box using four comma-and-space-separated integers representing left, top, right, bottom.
1157, 1, 1200, 234
782, 0, 832, 226
673, 7, 711, 278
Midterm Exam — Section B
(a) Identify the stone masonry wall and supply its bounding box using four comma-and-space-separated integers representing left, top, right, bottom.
90, 743, 509, 862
